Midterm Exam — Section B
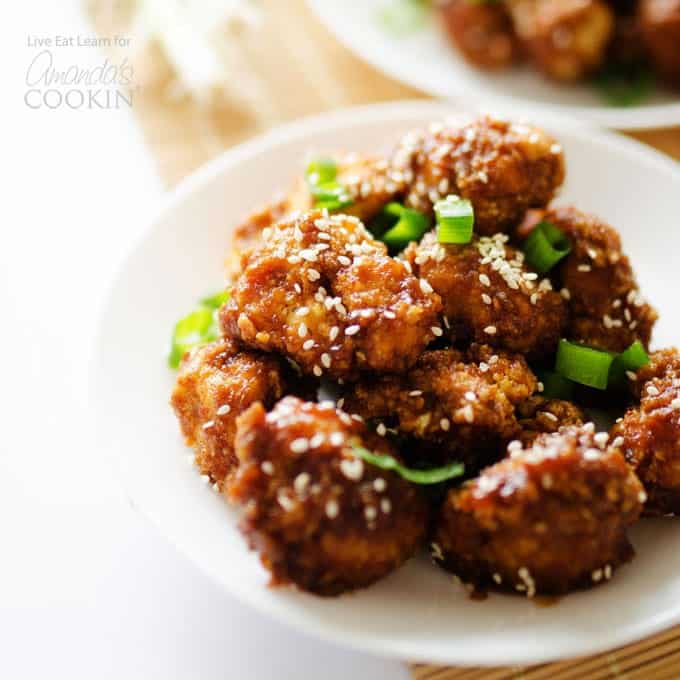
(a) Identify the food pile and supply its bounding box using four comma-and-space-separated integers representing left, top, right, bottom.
435, 0, 680, 102
170, 115, 678, 599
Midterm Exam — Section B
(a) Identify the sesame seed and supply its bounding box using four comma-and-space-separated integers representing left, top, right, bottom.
364, 506, 377, 521
345, 325, 360, 336
329, 326, 339, 341
294, 472, 310, 495
560, 288, 571, 300
431, 326, 443, 337
313, 365, 323, 377
430, 542, 444, 561
336, 398, 345, 409
376, 423, 387, 436
612, 436, 624, 448
338, 255, 351, 266
440, 418, 450, 431
297, 323, 308, 338
594, 432, 609, 447
307, 269, 321, 282
409, 390, 423, 397
321, 353, 332, 368
374, 478, 387, 492
325, 500, 339, 519
380, 498, 392, 514
384, 310, 396, 319
419, 279, 434, 294
290, 438, 309, 454
464, 391, 477, 402
302, 339, 314, 350
481, 293, 492, 305
216, 404, 231, 416
483, 325, 497, 335
294, 283, 302, 294
591, 569, 603, 583
638, 490, 648, 503
479, 273, 491, 287
202, 420, 215, 430
492, 573, 502, 584
671, 398, 680, 410
646, 385, 660, 396
309, 433, 325, 448
329, 432, 345, 447
479, 362, 489, 373
604, 565, 612, 580
462, 404, 474, 423
261, 461, 274, 474
626, 371, 637, 381
277, 491, 295, 511
578, 264, 592, 273
296, 307, 309, 316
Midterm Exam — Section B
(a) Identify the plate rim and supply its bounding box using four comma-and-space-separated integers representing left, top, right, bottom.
90, 100, 680, 667
305, 0, 680, 130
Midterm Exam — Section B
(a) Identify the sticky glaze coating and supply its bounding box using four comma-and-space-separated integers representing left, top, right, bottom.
432, 424, 644, 596
221, 210, 442, 380
343, 345, 536, 471
405, 231, 566, 358
639, 0, 680, 87
437, 0, 523, 69
228, 397, 429, 595
517, 396, 585, 446
171, 338, 289, 489
506, 0, 615, 81
539, 205, 657, 352
391, 116, 565, 236
611, 348, 680, 515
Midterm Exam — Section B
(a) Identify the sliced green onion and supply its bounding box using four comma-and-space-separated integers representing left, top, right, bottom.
168, 290, 230, 369
523, 221, 571, 274
378, 0, 428, 37
305, 157, 353, 212
555, 339, 615, 391
594, 60, 655, 108
352, 444, 464, 485
435, 195, 474, 244
609, 340, 650, 389
536, 369, 575, 400
379, 202, 429, 252
305, 157, 337, 186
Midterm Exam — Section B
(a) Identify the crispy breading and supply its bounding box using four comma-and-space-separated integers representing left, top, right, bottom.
432, 424, 644, 596
391, 115, 565, 235
506, 0, 615, 81
542, 205, 657, 352
611, 348, 680, 515
343, 345, 536, 470
405, 231, 566, 357
437, 0, 522, 69
228, 397, 429, 596
171, 338, 290, 489
517, 396, 585, 446
221, 210, 442, 379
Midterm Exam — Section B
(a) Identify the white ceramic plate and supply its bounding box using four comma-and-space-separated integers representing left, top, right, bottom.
91, 101, 680, 666
306, 0, 680, 130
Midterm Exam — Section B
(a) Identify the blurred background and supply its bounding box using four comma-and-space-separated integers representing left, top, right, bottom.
4, 1, 678, 679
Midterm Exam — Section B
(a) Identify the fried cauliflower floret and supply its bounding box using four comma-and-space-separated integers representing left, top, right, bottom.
343, 345, 536, 470
639, 0, 680, 87
543, 205, 657, 352
611, 348, 680, 515
437, 0, 523, 69
506, 0, 615, 81
228, 397, 429, 596
432, 424, 644, 596
221, 210, 442, 379
227, 155, 408, 277
171, 338, 289, 489
405, 231, 566, 358
517, 396, 585, 446
391, 115, 565, 236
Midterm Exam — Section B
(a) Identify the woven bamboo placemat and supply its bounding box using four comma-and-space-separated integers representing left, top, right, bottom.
87, 1, 680, 677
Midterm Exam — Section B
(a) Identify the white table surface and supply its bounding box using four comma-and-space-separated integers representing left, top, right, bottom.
1, 2, 408, 678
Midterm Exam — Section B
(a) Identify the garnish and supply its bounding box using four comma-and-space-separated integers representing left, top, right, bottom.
378, 0, 428, 37
594, 60, 655, 108
536, 369, 575, 400
523, 221, 571, 274
168, 289, 230, 369
609, 340, 651, 388
435, 195, 474, 244
352, 444, 464, 485
555, 339, 615, 391
379, 202, 429, 252
305, 157, 353, 211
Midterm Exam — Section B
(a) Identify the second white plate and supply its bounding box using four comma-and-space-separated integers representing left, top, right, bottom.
307, 0, 680, 129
